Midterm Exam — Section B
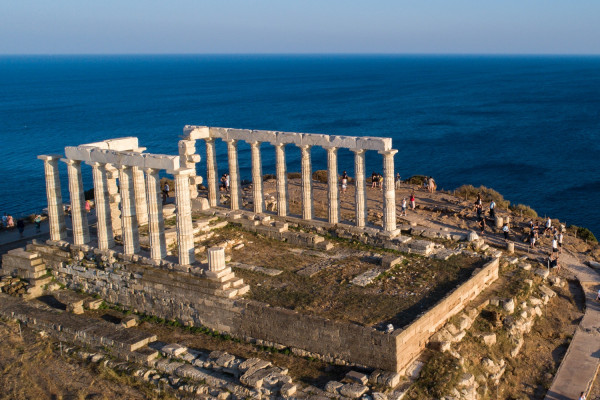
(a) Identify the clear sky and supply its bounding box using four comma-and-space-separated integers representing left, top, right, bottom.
2, 0, 599, 55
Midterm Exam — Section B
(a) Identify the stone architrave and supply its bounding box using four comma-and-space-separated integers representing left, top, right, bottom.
145, 168, 167, 260
118, 165, 140, 255
132, 166, 148, 226
174, 169, 196, 265
225, 139, 241, 210
352, 149, 367, 228
299, 145, 313, 220
105, 164, 122, 235
326, 147, 339, 224
90, 162, 115, 250
274, 143, 288, 217
249, 141, 264, 214
38, 155, 67, 241
380, 149, 398, 232
63, 159, 90, 245
207, 247, 226, 271
204, 138, 219, 207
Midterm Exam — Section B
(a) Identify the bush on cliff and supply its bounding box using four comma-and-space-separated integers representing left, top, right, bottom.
312, 170, 328, 183
509, 204, 538, 219
455, 184, 510, 209
567, 225, 598, 243
405, 175, 428, 186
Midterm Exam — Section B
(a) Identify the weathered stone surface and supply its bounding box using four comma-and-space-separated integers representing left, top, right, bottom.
339, 383, 369, 399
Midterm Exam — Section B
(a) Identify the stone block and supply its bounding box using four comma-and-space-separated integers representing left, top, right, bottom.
209, 127, 229, 139
339, 383, 368, 398
64, 146, 93, 162
480, 333, 496, 347
280, 383, 297, 396
121, 316, 138, 328
356, 137, 392, 151
535, 268, 549, 280
104, 137, 139, 151
327, 135, 357, 149
249, 130, 277, 143
161, 343, 188, 357
405, 360, 425, 379
183, 125, 210, 139
382, 255, 403, 268
143, 153, 180, 171
344, 370, 368, 385
276, 131, 301, 145
325, 381, 343, 393
227, 128, 253, 141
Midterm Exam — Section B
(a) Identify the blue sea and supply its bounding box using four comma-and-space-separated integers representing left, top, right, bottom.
1, 55, 599, 235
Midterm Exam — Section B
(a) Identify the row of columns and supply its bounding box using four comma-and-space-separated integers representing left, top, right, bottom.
202, 140, 398, 232
39, 155, 196, 266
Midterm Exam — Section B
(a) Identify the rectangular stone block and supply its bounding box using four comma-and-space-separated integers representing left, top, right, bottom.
209, 127, 229, 139
300, 133, 329, 147
184, 125, 210, 140
249, 130, 277, 143
227, 128, 253, 141
276, 131, 301, 145
64, 146, 93, 162
328, 135, 357, 149
104, 137, 139, 151
356, 137, 393, 151
143, 153, 180, 171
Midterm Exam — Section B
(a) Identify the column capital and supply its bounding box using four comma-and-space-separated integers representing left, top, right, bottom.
324, 146, 338, 153
60, 158, 80, 165
297, 144, 312, 150
38, 154, 63, 161
378, 149, 398, 156
247, 140, 261, 147
350, 148, 367, 155
143, 167, 160, 174
274, 142, 286, 149
204, 137, 216, 143
167, 167, 195, 176
224, 138, 238, 145
86, 161, 106, 168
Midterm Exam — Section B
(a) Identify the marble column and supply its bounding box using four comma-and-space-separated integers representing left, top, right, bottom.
63, 159, 90, 245
326, 147, 339, 224
381, 150, 398, 232
352, 149, 367, 228
132, 166, 148, 226
225, 139, 241, 210
207, 247, 226, 271
145, 168, 167, 260
205, 138, 219, 207
118, 165, 140, 255
174, 169, 195, 265
90, 162, 114, 250
106, 165, 122, 235
249, 141, 264, 214
274, 143, 288, 217
299, 145, 313, 220
38, 155, 67, 241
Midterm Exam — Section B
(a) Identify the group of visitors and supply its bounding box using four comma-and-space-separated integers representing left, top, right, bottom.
370, 172, 383, 189
1, 212, 45, 238
1, 213, 15, 229
424, 176, 437, 193
220, 173, 230, 192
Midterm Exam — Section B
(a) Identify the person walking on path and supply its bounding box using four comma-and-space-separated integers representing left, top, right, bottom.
401, 198, 407, 216
552, 236, 559, 253
395, 173, 401, 190
162, 182, 170, 205
579, 391, 587, 400
341, 171, 348, 194
489, 200, 496, 219
371, 172, 377, 189
16, 219, 25, 238
544, 217, 552, 236
476, 203, 483, 221
225, 174, 230, 192
85, 199, 91, 213
558, 231, 564, 253
6, 214, 14, 228
530, 228, 536, 249
410, 192, 416, 210
479, 217, 486, 235
34, 214, 42, 233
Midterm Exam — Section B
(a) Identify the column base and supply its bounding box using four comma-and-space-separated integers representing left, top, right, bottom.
378, 229, 401, 239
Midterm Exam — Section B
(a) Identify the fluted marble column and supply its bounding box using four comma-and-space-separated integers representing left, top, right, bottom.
326, 147, 339, 224
63, 159, 90, 245
208, 246, 226, 271
205, 138, 219, 207
174, 169, 195, 265
249, 141, 264, 214
118, 165, 140, 255
38, 155, 67, 241
352, 149, 367, 228
381, 150, 398, 232
274, 143, 288, 217
145, 168, 167, 260
225, 140, 241, 210
90, 162, 114, 249
133, 166, 148, 226
299, 145, 313, 220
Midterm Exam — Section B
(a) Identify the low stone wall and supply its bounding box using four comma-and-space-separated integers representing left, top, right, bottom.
393, 258, 500, 372
19, 242, 499, 372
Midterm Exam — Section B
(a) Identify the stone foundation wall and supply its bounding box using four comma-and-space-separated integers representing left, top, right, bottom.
25, 243, 498, 372
393, 258, 500, 372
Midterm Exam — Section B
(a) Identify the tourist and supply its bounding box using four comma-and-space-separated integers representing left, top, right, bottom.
1, 213, 7, 228
6, 214, 14, 228
423, 177, 428, 191
479, 217, 486, 235
530, 229, 536, 249
476, 203, 483, 221
225, 174, 230, 191
558, 231, 564, 253
489, 200, 496, 219
162, 182, 170, 205
401, 198, 407, 216
428, 176, 435, 193
410, 191, 416, 210
341, 172, 348, 194
552, 236, 558, 253
34, 214, 42, 233
85, 199, 91, 213
395, 173, 401, 190
475, 193, 482, 208
16, 219, 25, 238
533, 221, 540, 240
549, 252, 560, 272
371, 172, 377, 189
502, 223, 510, 240
579, 391, 587, 400
596, 290, 600, 302
544, 217, 552, 236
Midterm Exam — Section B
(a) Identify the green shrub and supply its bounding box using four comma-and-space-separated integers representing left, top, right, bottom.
510, 204, 538, 218
312, 170, 328, 183
568, 225, 598, 243
287, 172, 301, 179
455, 185, 510, 209
405, 175, 428, 185
410, 352, 462, 398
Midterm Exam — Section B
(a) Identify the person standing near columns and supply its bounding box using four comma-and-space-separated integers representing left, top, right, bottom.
351, 149, 367, 228
225, 139, 241, 210
249, 141, 264, 214
380, 150, 398, 232
63, 158, 90, 245
145, 168, 167, 260
274, 143, 288, 217
204, 138, 219, 207
326, 147, 339, 224
89, 162, 115, 250
299, 144, 313, 220
38, 155, 67, 241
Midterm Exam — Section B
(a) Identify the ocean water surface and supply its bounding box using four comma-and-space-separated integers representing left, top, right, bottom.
0, 55, 599, 235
